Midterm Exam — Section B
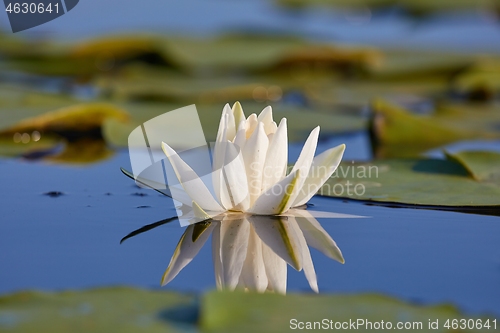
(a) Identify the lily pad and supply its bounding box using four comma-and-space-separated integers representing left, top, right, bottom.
201, 291, 494, 333
0, 288, 495, 333
369, 100, 500, 157
445, 151, 500, 183
0, 135, 60, 158
0, 287, 196, 333
321, 152, 500, 210
452, 58, 500, 101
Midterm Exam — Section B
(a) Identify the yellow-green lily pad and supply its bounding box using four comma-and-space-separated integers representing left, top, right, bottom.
0, 287, 196, 333
445, 151, 500, 183
369, 100, 500, 158
0, 288, 495, 333
321, 152, 500, 210
201, 291, 494, 333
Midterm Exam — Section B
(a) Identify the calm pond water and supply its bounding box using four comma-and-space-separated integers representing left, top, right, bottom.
0, 0, 499, 321
1, 132, 499, 317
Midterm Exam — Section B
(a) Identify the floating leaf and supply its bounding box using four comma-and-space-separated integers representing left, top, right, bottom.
0, 135, 59, 158
0, 288, 196, 333
369, 100, 500, 157
452, 58, 500, 101
201, 291, 494, 333
0, 288, 494, 333
445, 151, 500, 183
0, 103, 130, 136
46, 139, 114, 164
321, 152, 500, 211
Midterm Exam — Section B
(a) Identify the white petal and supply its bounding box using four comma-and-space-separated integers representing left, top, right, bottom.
232, 102, 246, 131
289, 218, 319, 293
240, 225, 268, 292
211, 223, 224, 290
261, 118, 288, 192
162, 142, 224, 212
266, 121, 278, 136
245, 113, 258, 138
292, 144, 346, 207
226, 105, 236, 141
262, 242, 287, 294
222, 142, 250, 211
249, 215, 302, 271
220, 218, 250, 290
216, 104, 230, 144
292, 210, 344, 263
233, 120, 247, 149
212, 113, 231, 210
257, 106, 273, 130
285, 126, 320, 212
161, 222, 214, 286
242, 122, 269, 205
248, 169, 300, 215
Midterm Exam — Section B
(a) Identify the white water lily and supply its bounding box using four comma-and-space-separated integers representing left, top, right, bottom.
161, 211, 347, 294
161, 102, 346, 218
156, 102, 352, 293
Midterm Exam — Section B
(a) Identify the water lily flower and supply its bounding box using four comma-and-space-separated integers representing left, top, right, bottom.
161, 102, 346, 219
155, 102, 350, 293
161, 211, 346, 294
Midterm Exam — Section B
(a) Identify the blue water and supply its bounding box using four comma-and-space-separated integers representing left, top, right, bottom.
0, 135, 499, 316
0, 0, 499, 319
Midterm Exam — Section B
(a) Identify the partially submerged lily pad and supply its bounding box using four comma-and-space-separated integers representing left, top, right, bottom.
321, 151, 500, 210
0, 287, 196, 333
369, 100, 500, 157
201, 291, 493, 333
0, 288, 494, 333
445, 151, 500, 183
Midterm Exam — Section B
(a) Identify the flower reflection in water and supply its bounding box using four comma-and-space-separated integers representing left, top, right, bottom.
159, 209, 356, 294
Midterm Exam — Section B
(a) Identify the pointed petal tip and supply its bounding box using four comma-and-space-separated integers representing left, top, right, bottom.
160, 270, 170, 286
161, 141, 174, 156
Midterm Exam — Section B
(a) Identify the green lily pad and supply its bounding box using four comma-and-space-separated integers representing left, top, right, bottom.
0, 135, 59, 158
0, 287, 196, 333
452, 58, 500, 101
0, 33, 380, 77
370, 100, 500, 158
0, 103, 130, 136
93, 64, 298, 104
201, 291, 494, 333
0, 288, 495, 333
445, 151, 500, 183
320, 152, 500, 210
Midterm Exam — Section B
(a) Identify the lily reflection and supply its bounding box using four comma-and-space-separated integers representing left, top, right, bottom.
157, 210, 349, 294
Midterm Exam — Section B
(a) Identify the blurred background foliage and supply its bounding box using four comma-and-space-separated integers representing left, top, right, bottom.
0, 1, 499, 203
